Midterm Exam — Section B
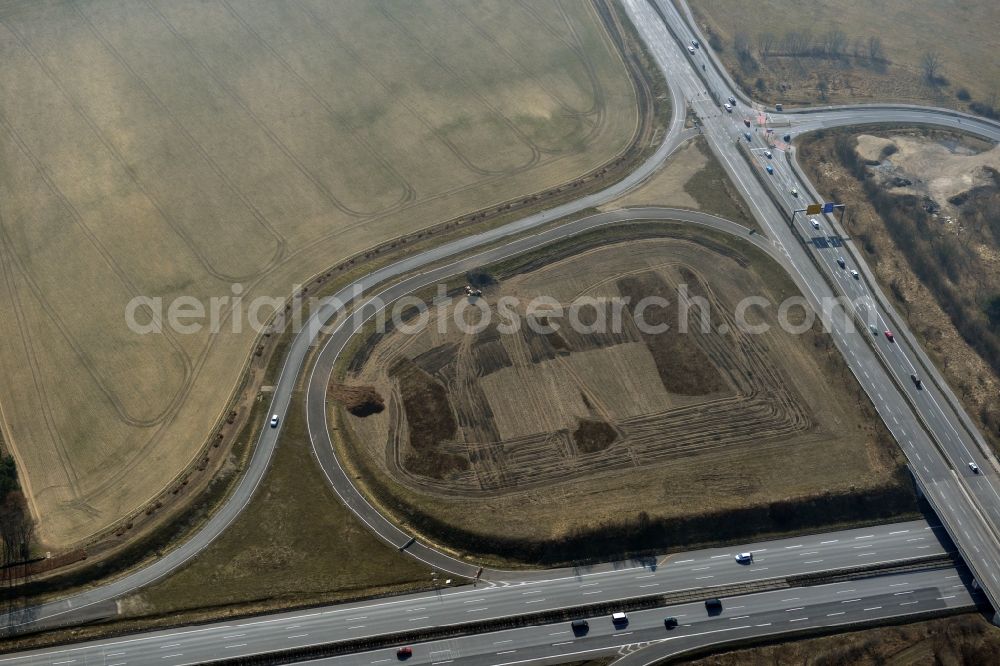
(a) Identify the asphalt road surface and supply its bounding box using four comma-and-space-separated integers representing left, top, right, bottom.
3, 0, 999, 662
0, 521, 962, 665
630, 0, 1000, 613
291, 569, 976, 666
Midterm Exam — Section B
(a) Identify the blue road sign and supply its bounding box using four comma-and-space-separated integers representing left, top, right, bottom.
823, 201, 836, 214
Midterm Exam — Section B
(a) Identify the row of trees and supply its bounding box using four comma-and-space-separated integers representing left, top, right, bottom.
0, 456, 33, 595
735, 29, 888, 67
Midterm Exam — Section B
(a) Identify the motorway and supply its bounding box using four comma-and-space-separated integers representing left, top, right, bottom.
0, 521, 964, 665
629, 0, 1000, 614
3, 0, 1000, 662
321, 568, 973, 666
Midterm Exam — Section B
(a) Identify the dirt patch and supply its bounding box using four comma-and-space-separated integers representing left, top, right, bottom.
617, 271, 726, 395
389, 358, 466, 480
328, 383, 385, 418
572, 419, 618, 454
854, 132, 1000, 219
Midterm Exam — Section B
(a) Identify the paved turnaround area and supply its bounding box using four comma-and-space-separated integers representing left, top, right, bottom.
2, 0, 1000, 662
0, 520, 971, 665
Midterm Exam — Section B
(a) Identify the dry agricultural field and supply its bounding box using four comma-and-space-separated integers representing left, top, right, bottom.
333, 231, 907, 556
0, 0, 641, 547
690, 0, 1000, 110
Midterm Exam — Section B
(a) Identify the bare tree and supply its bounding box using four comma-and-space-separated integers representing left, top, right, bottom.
788, 29, 814, 55
816, 78, 830, 101
783, 29, 812, 55
852, 37, 864, 59
821, 30, 848, 58
734, 31, 752, 58
921, 51, 943, 84
867, 36, 884, 63
987, 87, 1000, 110
756, 31, 776, 58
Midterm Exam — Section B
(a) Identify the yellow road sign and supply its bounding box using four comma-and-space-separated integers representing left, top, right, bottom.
806, 203, 822, 215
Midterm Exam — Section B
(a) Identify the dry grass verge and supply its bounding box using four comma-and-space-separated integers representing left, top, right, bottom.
680, 612, 998, 666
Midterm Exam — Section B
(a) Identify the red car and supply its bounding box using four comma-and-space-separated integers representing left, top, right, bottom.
397, 646, 413, 659
884, 330, 895, 342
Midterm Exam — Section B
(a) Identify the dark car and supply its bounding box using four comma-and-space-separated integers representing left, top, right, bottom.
911, 374, 922, 389
397, 647, 413, 660
744, 132, 752, 142
783, 133, 792, 142
571, 619, 590, 635
664, 616, 679, 629
705, 598, 723, 613
744, 118, 751, 127
728, 96, 737, 105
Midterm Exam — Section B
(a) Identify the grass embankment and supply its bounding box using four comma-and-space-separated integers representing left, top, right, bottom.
686, 0, 1000, 116
798, 127, 1000, 452
129, 389, 430, 617
605, 135, 759, 232
0, 392, 431, 651
680, 612, 999, 666
333, 221, 921, 568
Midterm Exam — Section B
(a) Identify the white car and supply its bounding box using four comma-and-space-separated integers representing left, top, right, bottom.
970, 462, 980, 474
687, 45, 695, 54
270, 414, 280, 428
735, 552, 753, 564
764, 150, 772, 159
724, 103, 732, 112
810, 218, 820, 230
850, 269, 860, 279
611, 611, 628, 624
790, 187, 798, 197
